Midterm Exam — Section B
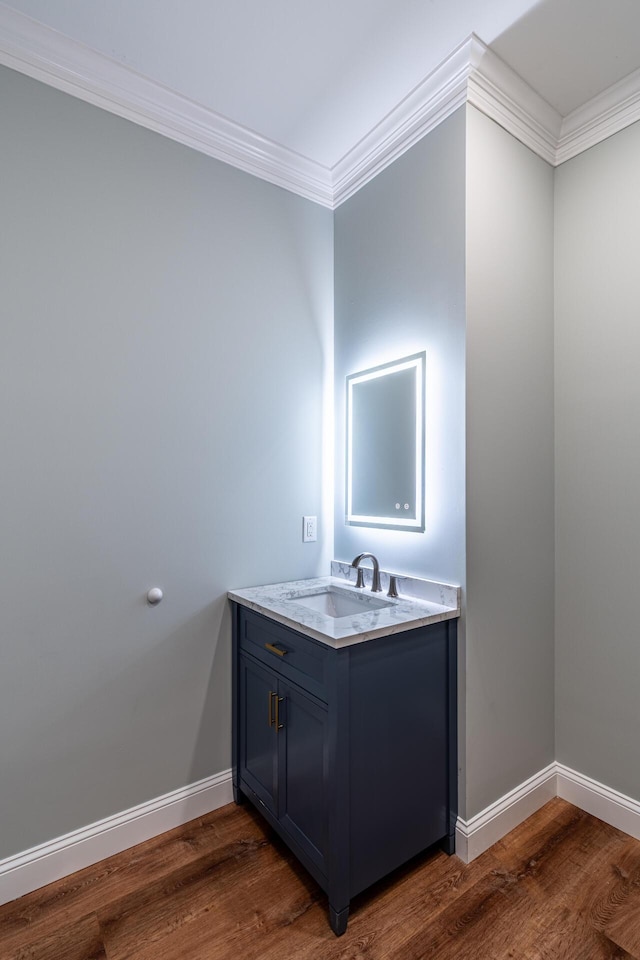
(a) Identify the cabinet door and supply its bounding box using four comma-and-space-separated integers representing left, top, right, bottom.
277, 681, 329, 873
238, 654, 278, 816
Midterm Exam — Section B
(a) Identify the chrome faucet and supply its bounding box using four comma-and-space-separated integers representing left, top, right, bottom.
351, 553, 382, 593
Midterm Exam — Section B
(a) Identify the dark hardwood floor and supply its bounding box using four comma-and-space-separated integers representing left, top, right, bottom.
1, 797, 640, 959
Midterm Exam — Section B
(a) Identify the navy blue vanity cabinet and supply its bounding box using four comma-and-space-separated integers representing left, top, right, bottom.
238, 651, 330, 872
231, 602, 457, 937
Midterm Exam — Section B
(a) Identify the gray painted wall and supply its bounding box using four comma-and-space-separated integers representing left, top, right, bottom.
555, 120, 640, 799
465, 107, 555, 817
0, 65, 333, 859
333, 110, 466, 586
333, 109, 466, 813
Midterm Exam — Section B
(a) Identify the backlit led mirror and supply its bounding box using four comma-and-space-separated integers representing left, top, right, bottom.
346, 352, 425, 532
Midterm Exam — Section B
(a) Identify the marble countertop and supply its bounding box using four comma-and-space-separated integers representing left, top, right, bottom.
228, 570, 460, 648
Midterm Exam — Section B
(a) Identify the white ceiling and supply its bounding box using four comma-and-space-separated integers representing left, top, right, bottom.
492, 0, 640, 115
4, 0, 640, 170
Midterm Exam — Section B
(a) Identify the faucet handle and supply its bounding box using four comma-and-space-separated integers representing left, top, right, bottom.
387, 575, 405, 598
354, 567, 365, 588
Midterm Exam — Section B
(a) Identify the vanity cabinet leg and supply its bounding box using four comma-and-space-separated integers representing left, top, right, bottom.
440, 833, 455, 855
329, 904, 349, 936
233, 783, 245, 806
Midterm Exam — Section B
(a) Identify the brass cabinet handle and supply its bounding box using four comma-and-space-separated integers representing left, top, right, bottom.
268, 691, 276, 727
275, 696, 284, 731
265, 642, 287, 657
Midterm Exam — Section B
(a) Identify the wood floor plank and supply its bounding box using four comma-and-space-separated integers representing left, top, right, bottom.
99, 838, 273, 959
492, 798, 592, 877
0, 804, 261, 952
606, 902, 640, 960
383, 861, 541, 960
523, 904, 635, 960
599, 841, 640, 959
500, 811, 640, 958
555, 834, 640, 929
111, 841, 502, 960
223, 845, 502, 960
99, 828, 315, 960
1, 912, 106, 960
492, 800, 628, 907
108, 861, 326, 960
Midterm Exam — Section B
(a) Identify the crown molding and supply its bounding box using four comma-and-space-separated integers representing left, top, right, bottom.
331, 35, 473, 206
466, 38, 561, 167
556, 65, 640, 165
3, 3, 640, 206
0, 3, 334, 207
330, 35, 562, 205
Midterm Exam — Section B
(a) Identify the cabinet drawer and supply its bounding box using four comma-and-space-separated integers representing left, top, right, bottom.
239, 609, 328, 700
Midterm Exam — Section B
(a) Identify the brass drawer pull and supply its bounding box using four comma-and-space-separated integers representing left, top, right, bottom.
265, 642, 287, 657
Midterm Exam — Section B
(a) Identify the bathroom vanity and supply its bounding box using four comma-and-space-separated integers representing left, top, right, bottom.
229, 569, 459, 935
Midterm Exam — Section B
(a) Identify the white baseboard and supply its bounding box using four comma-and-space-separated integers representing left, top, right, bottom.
456, 761, 640, 863
0, 769, 233, 907
556, 763, 640, 842
455, 763, 557, 863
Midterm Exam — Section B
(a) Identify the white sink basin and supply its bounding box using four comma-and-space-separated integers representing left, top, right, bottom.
291, 586, 393, 619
